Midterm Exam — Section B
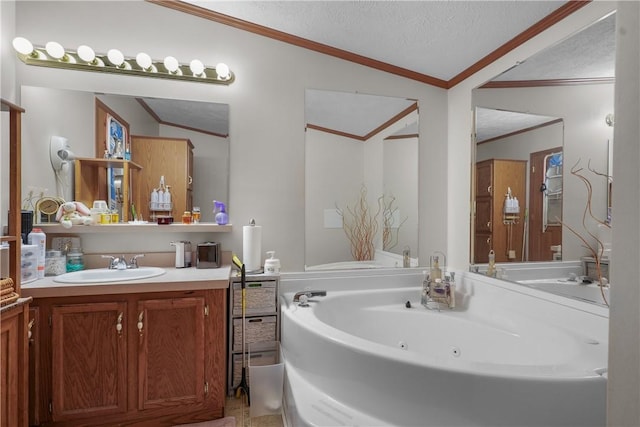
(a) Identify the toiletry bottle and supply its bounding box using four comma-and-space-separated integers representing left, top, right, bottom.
264, 251, 281, 275
214, 201, 228, 225
164, 185, 171, 206
151, 188, 159, 210
421, 270, 430, 306
403, 246, 411, 268
487, 249, 496, 277
27, 228, 46, 279
430, 256, 442, 280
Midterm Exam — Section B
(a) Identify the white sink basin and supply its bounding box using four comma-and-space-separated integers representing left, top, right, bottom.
54, 267, 166, 284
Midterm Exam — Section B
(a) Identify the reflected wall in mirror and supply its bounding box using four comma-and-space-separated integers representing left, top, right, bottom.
20, 86, 229, 223
470, 12, 615, 306
471, 11, 615, 266
305, 89, 419, 270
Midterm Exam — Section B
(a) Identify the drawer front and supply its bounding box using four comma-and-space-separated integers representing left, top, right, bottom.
232, 316, 277, 352
232, 282, 277, 315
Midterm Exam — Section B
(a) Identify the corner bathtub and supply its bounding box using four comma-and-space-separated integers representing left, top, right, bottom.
280, 271, 608, 427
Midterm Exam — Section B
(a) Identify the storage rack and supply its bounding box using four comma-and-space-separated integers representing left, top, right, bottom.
227, 273, 280, 396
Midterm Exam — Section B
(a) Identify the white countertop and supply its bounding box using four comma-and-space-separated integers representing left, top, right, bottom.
21, 266, 232, 298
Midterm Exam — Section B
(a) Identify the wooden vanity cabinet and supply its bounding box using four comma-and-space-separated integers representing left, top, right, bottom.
29, 289, 226, 426
130, 136, 194, 221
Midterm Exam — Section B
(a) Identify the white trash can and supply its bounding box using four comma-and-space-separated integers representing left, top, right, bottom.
248, 341, 284, 418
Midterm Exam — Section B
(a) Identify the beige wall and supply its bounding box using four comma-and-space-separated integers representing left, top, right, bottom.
10, 0, 447, 270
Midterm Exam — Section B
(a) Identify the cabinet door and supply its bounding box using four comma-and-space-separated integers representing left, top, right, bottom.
51, 302, 127, 421
28, 307, 40, 426
137, 297, 205, 410
1, 311, 20, 427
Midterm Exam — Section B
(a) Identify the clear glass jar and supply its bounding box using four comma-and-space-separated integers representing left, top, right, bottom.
45, 250, 66, 276
66, 248, 85, 272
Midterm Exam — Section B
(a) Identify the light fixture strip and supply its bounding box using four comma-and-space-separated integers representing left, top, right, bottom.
14, 43, 234, 85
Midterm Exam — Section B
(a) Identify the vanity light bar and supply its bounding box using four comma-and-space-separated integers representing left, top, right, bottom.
12, 37, 234, 85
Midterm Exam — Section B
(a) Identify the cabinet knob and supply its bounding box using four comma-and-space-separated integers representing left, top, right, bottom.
188, 175, 193, 185
137, 311, 144, 336
116, 312, 123, 336
487, 185, 492, 194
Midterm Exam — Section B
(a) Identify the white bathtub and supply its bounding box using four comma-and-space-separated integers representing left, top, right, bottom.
280, 271, 608, 427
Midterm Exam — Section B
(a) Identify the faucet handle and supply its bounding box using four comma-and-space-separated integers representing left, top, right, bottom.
129, 254, 145, 268
101, 255, 116, 269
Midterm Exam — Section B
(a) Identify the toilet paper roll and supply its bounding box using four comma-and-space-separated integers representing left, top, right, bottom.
243, 224, 263, 272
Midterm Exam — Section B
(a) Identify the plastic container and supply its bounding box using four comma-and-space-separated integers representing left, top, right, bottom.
263, 251, 281, 275
20, 244, 38, 284
27, 228, 46, 279
248, 341, 284, 418
66, 248, 85, 272
45, 250, 66, 276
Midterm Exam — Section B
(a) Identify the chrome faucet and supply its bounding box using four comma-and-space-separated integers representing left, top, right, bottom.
102, 254, 144, 270
293, 290, 327, 306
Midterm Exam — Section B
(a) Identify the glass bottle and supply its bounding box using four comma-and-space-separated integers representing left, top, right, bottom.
66, 248, 85, 272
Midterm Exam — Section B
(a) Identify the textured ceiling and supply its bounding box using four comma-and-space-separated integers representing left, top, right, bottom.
145, 2, 615, 141
183, 0, 566, 81
476, 108, 560, 143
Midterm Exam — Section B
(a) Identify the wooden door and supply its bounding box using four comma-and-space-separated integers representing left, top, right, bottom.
529, 148, 563, 261
474, 161, 493, 263
492, 160, 527, 262
137, 297, 205, 410
51, 302, 127, 421
131, 136, 193, 220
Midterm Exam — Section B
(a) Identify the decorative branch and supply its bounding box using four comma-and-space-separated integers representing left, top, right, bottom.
558, 159, 610, 306
382, 194, 408, 251
336, 185, 382, 261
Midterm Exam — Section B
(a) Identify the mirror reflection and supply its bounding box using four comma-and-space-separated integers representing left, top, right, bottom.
470, 12, 616, 306
20, 86, 229, 223
305, 89, 419, 270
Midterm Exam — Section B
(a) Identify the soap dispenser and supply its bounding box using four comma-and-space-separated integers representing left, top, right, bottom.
264, 251, 281, 275
214, 201, 228, 225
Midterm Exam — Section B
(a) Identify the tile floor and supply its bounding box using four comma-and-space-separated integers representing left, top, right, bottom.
224, 396, 284, 427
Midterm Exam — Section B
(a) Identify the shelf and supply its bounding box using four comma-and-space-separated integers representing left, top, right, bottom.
37, 223, 233, 234
75, 157, 142, 170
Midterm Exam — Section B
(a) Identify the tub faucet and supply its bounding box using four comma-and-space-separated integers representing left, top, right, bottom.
293, 290, 327, 307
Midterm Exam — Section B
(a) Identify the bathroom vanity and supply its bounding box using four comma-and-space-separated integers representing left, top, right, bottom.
22, 268, 230, 426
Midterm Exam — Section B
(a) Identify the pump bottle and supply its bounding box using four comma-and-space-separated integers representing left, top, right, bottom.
214, 201, 228, 225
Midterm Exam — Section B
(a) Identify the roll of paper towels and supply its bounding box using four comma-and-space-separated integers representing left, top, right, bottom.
243, 220, 262, 272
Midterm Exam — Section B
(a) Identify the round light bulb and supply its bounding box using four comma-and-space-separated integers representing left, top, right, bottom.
136, 52, 153, 70
189, 59, 205, 76
45, 41, 65, 60
163, 56, 180, 73
215, 63, 230, 79
12, 37, 34, 55
107, 49, 125, 66
77, 45, 96, 63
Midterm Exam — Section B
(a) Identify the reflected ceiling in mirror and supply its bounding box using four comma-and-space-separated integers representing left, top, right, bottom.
305, 89, 419, 271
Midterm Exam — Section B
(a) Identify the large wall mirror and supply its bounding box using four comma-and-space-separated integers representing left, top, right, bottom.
470, 11, 616, 304
305, 89, 419, 270
20, 86, 229, 223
